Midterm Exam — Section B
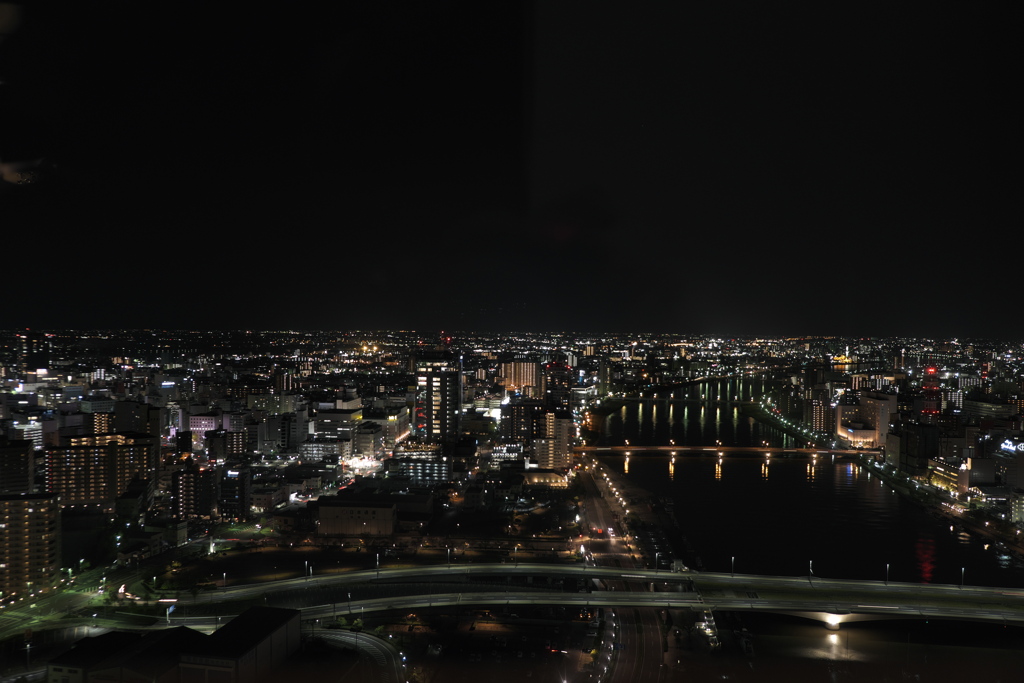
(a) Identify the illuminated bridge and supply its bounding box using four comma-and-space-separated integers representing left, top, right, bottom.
573, 446, 866, 455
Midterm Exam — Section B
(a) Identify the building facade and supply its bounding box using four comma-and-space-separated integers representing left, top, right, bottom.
0, 492, 61, 602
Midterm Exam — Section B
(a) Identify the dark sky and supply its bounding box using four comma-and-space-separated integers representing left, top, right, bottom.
1, 2, 1015, 337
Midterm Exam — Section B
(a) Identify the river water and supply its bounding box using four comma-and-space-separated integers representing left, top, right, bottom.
594, 382, 1024, 677
602, 453, 1024, 587
597, 380, 1024, 587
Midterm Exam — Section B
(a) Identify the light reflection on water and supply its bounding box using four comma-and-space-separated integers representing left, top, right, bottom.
607, 453, 1024, 587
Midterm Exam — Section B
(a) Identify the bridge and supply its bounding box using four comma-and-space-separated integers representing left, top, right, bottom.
574, 445, 870, 456
189, 563, 1024, 630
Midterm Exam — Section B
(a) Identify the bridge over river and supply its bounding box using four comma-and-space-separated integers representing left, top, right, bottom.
573, 446, 870, 456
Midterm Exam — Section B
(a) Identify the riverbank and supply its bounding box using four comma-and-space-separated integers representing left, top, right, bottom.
586, 455, 698, 571
854, 454, 1024, 565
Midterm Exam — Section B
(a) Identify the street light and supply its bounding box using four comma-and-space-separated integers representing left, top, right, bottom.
655, 552, 660, 573
961, 567, 965, 589
731, 556, 735, 578
885, 563, 889, 586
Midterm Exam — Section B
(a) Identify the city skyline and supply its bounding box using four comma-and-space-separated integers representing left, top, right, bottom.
2, 3, 1013, 336
4, 322, 1024, 678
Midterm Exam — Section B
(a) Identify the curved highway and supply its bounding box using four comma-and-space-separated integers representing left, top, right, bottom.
160, 563, 1024, 628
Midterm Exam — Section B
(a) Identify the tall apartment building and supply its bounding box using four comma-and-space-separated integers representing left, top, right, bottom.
542, 362, 573, 411
805, 397, 834, 434
219, 467, 251, 521
534, 411, 573, 470
500, 399, 547, 443
0, 492, 61, 602
45, 432, 158, 509
500, 361, 540, 395
16, 329, 50, 379
171, 465, 219, 519
414, 355, 462, 442
204, 429, 246, 461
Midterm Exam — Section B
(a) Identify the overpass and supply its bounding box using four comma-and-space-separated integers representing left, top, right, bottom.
193, 563, 1024, 630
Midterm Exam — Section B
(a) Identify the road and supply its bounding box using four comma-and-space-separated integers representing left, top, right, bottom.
578, 463, 665, 683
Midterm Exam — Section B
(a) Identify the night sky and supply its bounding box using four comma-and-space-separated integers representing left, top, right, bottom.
1, 3, 1014, 337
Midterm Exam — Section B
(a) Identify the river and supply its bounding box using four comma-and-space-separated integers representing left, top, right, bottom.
593, 381, 1024, 678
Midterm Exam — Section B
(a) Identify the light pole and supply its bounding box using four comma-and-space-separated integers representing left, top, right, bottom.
222, 572, 227, 592
731, 556, 735, 578
348, 592, 352, 614
655, 552, 660, 573
885, 563, 889, 586
446, 547, 451, 566
376, 553, 380, 579
961, 567, 965, 589
304, 560, 308, 582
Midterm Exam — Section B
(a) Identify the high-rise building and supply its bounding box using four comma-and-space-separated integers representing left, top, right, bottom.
915, 366, 942, 424
171, 465, 218, 519
414, 353, 462, 442
114, 402, 165, 436
0, 492, 61, 602
219, 467, 251, 520
204, 430, 246, 461
534, 411, 573, 470
16, 329, 50, 379
500, 399, 547, 443
0, 438, 33, 494
45, 432, 158, 509
804, 388, 834, 435
542, 361, 573, 411
500, 361, 540, 395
